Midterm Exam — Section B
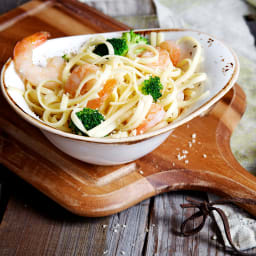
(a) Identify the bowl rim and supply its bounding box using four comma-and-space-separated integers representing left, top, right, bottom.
1, 28, 239, 144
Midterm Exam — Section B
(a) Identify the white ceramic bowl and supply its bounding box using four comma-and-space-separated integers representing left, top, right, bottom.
1, 29, 239, 165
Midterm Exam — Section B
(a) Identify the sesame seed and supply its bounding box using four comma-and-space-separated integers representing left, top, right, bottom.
102, 224, 108, 229
192, 139, 196, 143
103, 250, 108, 254
172, 162, 175, 166
211, 235, 217, 240
177, 153, 187, 160
192, 133, 197, 138
139, 170, 144, 175
121, 251, 126, 255
114, 228, 118, 232
185, 160, 189, 164
203, 154, 207, 158
122, 224, 126, 228
182, 150, 189, 154
188, 142, 192, 148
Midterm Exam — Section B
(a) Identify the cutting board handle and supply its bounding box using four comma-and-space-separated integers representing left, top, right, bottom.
146, 85, 256, 216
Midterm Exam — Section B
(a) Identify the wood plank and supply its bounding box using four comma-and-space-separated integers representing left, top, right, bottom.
105, 199, 150, 256
145, 192, 227, 256
0, 0, 29, 15
0, 171, 109, 256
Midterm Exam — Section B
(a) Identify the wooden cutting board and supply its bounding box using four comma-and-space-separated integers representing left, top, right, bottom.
1, 0, 256, 217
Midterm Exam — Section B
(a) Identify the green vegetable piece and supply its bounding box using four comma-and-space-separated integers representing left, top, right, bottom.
141, 76, 163, 102
62, 54, 70, 62
69, 108, 105, 135
93, 44, 109, 57
93, 38, 128, 56
122, 30, 149, 46
93, 31, 147, 57
107, 38, 128, 56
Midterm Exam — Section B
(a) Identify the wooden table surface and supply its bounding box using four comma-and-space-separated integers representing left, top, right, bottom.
0, 1, 256, 256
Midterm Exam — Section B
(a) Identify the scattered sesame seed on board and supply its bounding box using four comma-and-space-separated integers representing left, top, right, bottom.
192, 133, 197, 138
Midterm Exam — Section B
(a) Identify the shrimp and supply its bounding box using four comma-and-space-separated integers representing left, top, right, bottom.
64, 63, 99, 98
140, 47, 171, 69
64, 64, 116, 109
159, 40, 180, 66
135, 103, 165, 135
87, 79, 117, 109
13, 32, 64, 87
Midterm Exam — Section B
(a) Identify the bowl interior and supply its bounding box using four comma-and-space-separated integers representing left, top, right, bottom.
1, 29, 239, 143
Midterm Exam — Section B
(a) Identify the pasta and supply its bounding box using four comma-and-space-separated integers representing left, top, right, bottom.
14, 31, 207, 138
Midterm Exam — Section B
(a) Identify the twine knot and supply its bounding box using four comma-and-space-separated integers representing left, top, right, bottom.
180, 197, 256, 255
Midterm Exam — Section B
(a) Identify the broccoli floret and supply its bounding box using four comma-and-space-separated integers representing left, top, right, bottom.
107, 38, 128, 56
93, 31, 147, 57
69, 108, 105, 135
122, 30, 149, 46
141, 76, 163, 102
93, 38, 128, 56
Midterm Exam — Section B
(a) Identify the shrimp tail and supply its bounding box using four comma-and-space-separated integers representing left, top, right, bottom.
12, 32, 64, 88
13, 32, 50, 61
